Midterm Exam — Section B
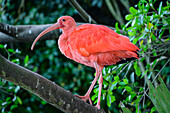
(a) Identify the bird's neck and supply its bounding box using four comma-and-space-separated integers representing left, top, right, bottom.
58, 23, 76, 59
61, 22, 76, 35
58, 33, 73, 59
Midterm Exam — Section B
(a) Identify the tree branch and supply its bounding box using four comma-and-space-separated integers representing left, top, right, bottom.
105, 0, 125, 25
0, 22, 60, 43
0, 54, 105, 113
67, 0, 97, 24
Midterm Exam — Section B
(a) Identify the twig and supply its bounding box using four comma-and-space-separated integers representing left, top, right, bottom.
13, 0, 25, 24
105, 0, 124, 25
145, 53, 158, 87
117, 63, 129, 77
67, 0, 97, 24
152, 58, 170, 83
120, 0, 130, 13
122, 62, 133, 80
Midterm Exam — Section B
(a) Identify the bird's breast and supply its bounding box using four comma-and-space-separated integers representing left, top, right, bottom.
58, 35, 73, 59
58, 36, 95, 67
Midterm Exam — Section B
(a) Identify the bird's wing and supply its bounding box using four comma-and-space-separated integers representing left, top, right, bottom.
69, 24, 139, 57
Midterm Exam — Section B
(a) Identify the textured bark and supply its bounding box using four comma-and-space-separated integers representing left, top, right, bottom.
0, 22, 60, 43
0, 54, 105, 113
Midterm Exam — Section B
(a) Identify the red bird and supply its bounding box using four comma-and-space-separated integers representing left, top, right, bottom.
31, 16, 139, 109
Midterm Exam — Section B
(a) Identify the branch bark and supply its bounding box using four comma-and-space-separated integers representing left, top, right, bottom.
0, 22, 60, 43
0, 54, 105, 113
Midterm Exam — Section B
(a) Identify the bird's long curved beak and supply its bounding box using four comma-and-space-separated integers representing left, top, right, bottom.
31, 22, 62, 50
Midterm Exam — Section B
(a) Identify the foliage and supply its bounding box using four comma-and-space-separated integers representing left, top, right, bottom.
149, 77, 170, 113
0, 44, 23, 112
92, 0, 170, 112
0, 0, 170, 113
120, 77, 170, 113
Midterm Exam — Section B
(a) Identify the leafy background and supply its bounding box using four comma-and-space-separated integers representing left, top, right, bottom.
0, 0, 169, 113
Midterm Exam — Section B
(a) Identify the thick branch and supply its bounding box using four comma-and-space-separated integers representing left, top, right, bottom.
0, 54, 105, 113
0, 22, 60, 43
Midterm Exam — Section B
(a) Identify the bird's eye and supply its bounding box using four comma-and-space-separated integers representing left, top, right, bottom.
62, 19, 66, 22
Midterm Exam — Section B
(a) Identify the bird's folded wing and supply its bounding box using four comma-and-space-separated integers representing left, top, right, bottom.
69, 24, 139, 57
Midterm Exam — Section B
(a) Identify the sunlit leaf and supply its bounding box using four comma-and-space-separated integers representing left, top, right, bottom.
114, 76, 119, 82
125, 86, 132, 92
158, 2, 163, 15
129, 7, 138, 15
123, 79, 129, 84
125, 14, 133, 20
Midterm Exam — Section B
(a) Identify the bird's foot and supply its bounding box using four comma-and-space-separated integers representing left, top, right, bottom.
95, 104, 100, 109
75, 94, 92, 105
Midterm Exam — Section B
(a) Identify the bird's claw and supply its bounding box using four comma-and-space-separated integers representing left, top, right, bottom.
75, 94, 92, 105
95, 104, 100, 109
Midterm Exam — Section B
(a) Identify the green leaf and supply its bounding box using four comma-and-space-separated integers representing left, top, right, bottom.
110, 95, 116, 103
17, 96, 22, 105
107, 94, 111, 107
128, 31, 135, 36
149, 77, 170, 112
114, 76, 119, 82
120, 102, 132, 113
11, 59, 19, 63
6, 97, 11, 101
24, 55, 29, 66
119, 82, 126, 86
134, 61, 141, 76
10, 105, 18, 111
41, 100, 47, 105
151, 33, 156, 41
7, 49, 14, 53
133, 38, 138, 44
33, 67, 38, 72
0, 44, 4, 48
129, 7, 138, 15
110, 81, 117, 90
125, 86, 132, 92
151, 106, 157, 113
115, 22, 119, 30
123, 79, 129, 84
107, 94, 116, 107
158, 2, 163, 15
125, 14, 133, 20
158, 30, 165, 39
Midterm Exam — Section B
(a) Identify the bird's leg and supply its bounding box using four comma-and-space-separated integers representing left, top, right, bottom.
95, 73, 103, 109
75, 71, 100, 104
75, 62, 102, 105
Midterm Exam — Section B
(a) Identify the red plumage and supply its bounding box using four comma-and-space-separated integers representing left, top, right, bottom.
69, 24, 139, 67
31, 16, 139, 109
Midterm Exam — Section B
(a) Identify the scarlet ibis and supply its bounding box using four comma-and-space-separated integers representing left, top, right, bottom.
31, 16, 139, 109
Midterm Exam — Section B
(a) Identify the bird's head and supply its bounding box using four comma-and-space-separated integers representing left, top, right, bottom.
31, 16, 76, 50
